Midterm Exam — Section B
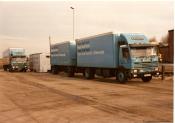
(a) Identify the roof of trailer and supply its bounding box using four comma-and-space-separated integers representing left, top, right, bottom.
30, 52, 50, 56
120, 33, 149, 44
52, 40, 75, 46
76, 32, 118, 41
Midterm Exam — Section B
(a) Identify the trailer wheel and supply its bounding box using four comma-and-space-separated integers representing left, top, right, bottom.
117, 71, 127, 83
51, 66, 58, 74
8, 68, 13, 72
141, 76, 152, 82
22, 69, 27, 72
3, 65, 7, 71
102, 70, 110, 78
67, 67, 74, 77
83, 72, 85, 77
85, 68, 94, 79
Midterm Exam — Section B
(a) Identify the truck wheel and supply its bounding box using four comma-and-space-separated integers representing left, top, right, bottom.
102, 70, 110, 78
141, 76, 152, 82
85, 68, 94, 79
3, 66, 7, 71
83, 72, 85, 77
23, 69, 27, 72
9, 68, 13, 72
117, 71, 127, 83
67, 67, 74, 77
51, 66, 58, 74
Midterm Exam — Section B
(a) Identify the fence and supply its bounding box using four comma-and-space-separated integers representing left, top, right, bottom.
159, 63, 173, 80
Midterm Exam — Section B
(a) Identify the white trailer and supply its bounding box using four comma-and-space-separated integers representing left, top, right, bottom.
29, 53, 50, 72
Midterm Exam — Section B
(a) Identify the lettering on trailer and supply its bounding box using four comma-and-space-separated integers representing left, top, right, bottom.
77, 41, 104, 56
57, 53, 66, 56
51, 49, 58, 52
78, 50, 104, 56
51, 53, 66, 57
51, 48, 66, 57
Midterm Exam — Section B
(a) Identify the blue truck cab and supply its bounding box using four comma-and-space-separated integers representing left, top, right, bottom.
76, 32, 159, 83
117, 33, 159, 82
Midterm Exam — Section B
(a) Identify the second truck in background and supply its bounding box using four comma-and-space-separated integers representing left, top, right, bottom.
2, 48, 28, 72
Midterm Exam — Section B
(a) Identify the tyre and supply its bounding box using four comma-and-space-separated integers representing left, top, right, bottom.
67, 67, 74, 77
117, 71, 127, 83
3, 66, 7, 71
84, 68, 94, 79
83, 72, 85, 77
51, 66, 58, 74
22, 69, 27, 72
102, 70, 110, 78
9, 68, 13, 72
3, 65, 9, 71
141, 76, 152, 82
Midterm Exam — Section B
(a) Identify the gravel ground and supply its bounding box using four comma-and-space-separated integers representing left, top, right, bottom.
0, 70, 173, 123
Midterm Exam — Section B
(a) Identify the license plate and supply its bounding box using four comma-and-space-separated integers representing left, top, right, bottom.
144, 74, 151, 77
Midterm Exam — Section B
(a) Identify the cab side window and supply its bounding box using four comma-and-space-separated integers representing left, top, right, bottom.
122, 48, 130, 63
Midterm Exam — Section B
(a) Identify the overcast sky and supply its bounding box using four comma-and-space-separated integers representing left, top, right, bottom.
0, 1, 173, 57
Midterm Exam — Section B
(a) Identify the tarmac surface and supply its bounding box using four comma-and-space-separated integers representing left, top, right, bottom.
0, 70, 173, 123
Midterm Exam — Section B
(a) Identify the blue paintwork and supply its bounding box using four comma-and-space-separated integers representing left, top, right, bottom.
76, 32, 158, 70
119, 33, 154, 70
51, 32, 158, 74
51, 41, 76, 66
118, 47, 132, 69
120, 33, 149, 44
76, 33, 119, 68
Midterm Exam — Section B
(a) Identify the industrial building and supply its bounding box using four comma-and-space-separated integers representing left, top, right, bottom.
0, 59, 3, 69
29, 53, 51, 72
159, 29, 174, 63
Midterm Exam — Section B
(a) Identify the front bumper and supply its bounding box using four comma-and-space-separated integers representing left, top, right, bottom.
11, 65, 28, 71
130, 69, 159, 78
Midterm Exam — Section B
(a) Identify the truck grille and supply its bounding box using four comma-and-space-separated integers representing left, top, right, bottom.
133, 62, 157, 68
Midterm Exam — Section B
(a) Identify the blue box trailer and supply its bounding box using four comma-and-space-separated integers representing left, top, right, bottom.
50, 41, 76, 75
76, 32, 118, 68
51, 32, 159, 83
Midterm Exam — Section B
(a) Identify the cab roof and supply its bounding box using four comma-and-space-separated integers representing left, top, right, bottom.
120, 33, 149, 44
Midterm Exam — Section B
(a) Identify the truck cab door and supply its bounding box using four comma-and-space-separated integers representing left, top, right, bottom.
119, 46, 131, 69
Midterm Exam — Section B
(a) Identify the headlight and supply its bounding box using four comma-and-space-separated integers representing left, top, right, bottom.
155, 67, 159, 71
139, 69, 143, 72
133, 69, 138, 73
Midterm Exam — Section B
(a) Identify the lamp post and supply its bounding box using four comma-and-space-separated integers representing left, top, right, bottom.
70, 6, 75, 40
49, 35, 52, 68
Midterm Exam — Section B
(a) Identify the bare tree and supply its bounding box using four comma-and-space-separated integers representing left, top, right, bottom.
161, 34, 168, 44
149, 37, 157, 43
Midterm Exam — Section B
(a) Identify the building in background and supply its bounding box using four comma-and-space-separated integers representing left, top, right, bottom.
0, 59, 3, 69
159, 29, 174, 63
29, 53, 50, 72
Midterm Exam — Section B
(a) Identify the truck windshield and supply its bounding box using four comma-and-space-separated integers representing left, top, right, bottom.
11, 57, 27, 63
130, 47, 157, 57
